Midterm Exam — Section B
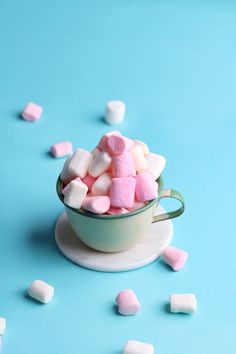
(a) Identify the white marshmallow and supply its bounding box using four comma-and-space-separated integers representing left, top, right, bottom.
0, 317, 6, 335
89, 151, 112, 177
61, 148, 93, 182
170, 294, 197, 314
123, 340, 154, 354
105, 100, 125, 125
130, 145, 146, 171
91, 172, 112, 196
140, 153, 166, 180
91, 147, 100, 158
62, 178, 88, 209
134, 140, 150, 155
28, 280, 54, 304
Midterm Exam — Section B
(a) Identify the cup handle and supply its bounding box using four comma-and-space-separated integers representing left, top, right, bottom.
152, 189, 185, 223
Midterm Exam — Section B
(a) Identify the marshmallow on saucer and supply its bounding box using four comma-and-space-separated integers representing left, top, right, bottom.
105, 100, 125, 125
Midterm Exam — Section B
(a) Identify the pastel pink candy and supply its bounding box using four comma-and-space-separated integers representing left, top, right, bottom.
97, 131, 121, 151
21, 102, 43, 122
82, 196, 110, 214
50, 141, 73, 158
116, 289, 141, 316
135, 172, 158, 202
110, 177, 136, 209
107, 207, 129, 215
82, 174, 96, 192
112, 152, 136, 177
107, 135, 133, 155
163, 246, 188, 271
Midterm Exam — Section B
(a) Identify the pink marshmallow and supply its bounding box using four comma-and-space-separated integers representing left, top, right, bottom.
135, 172, 158, 202
50, 141, 73, 158
112, 152, 136, 177
116, 289, 141, 316
21, 102, 43, 122
127, 200, 145, 212
110, 177, 136, 209
82, 174, 97, 192
107, 207, 129, 215
97, 131, 121, 151
163, 246, 188, 271
82, 196, 110, 214
107, 135, 133, 155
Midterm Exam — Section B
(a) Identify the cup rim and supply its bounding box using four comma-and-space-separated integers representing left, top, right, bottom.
56, 174, 164, 220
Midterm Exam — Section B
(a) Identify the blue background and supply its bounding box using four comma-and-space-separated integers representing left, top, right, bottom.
0, 1, 236, 353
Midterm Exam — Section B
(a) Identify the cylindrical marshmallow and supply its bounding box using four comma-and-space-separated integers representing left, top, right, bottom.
61, 148, 93, 182
135, 172, 158, 202
127, 200, 145, 212
112, 152, 136, 177
140, 153, 166, 180
28, 280, 54, 304
134, 140, 150, 155
91, 172, 112, 196
116, 289, 141, 316
62, 178, 88, 209
91, 147, 101, 158
0, 336, 2, 351
107, 135, 133, 155
163, 246, 188, 271
170, 294, 197, 314
50, 141, 73, 158
123, 340, 154, 354
0, 317, 6, 335
82, 196, 110, 214
130, 145, 146, 171
89, 151, 112, 177
110, 177, 136, 209
97, 131, 121, 151
82, 174, 97, 192
105, 100, 125, 125
21, 102, 43, 122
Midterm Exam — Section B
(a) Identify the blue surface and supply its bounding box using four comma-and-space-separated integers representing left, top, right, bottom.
0, 1, 236, 353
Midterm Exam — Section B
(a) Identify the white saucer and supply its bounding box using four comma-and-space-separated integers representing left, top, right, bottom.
55, 205, 173, 272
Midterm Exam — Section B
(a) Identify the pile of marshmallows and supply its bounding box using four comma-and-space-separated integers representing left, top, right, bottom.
60, 131, 166, 214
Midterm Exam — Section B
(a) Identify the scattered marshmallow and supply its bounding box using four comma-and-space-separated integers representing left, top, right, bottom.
163, 246, 188, 271
62, 178, 88, 208
28, 280, 54, 304
89, 151, 112, 177
0, 317, 6, 335
170, 294, 197, 314
97, 131, 121, 151
0, 336, 2, 351
82, 196, 110, 214
134, 140, 150, 155
50, 141, 73, 158
110, 177, 136, 209
123, 340, 154, 354
82, 174, 97, 192
107, 207, 129, 215
112, 152, 136, 177
108, 135, 133, 155
91, 172, 112, 196
116, 289, 141, 316
141, 153, 166, 180
61, 148, 93, 182
135, 172, 158, 202
21, 102, 43, 122
105, 100, 125, 125
130, 145, 146, 171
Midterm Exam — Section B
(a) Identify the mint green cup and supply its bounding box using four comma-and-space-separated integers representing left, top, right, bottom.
56, 175, 184, 252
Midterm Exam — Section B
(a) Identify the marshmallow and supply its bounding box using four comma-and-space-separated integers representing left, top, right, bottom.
107, 207, 129, 215
112, 152, 136, 177
128, 200, 145, 212
110, 177, 136, 209
61, 148, 93, 182
116, 289, 141, 316
21, 102, 43, 122
140, 153, 166, 180
163, 246, 188, 271
89, 151, 112, 177
130, 145, 146, 171
28, 280, 54, 304
91, 172, 112, 196
50, 141, 73, 158
107, 135, 133, 155
170, 294, 197, 314
0, 336, 2, 351
91, 147, 100, 158
134, 140, 150, 155
0, 317, 6, 335
135, 172, 158, 202
82, 174, 96, 192
97, 131, 121, 151
62, 178, 88, 208
82, 196, 110, 214
123, 340, 154, 354
105, 100, 125, 125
